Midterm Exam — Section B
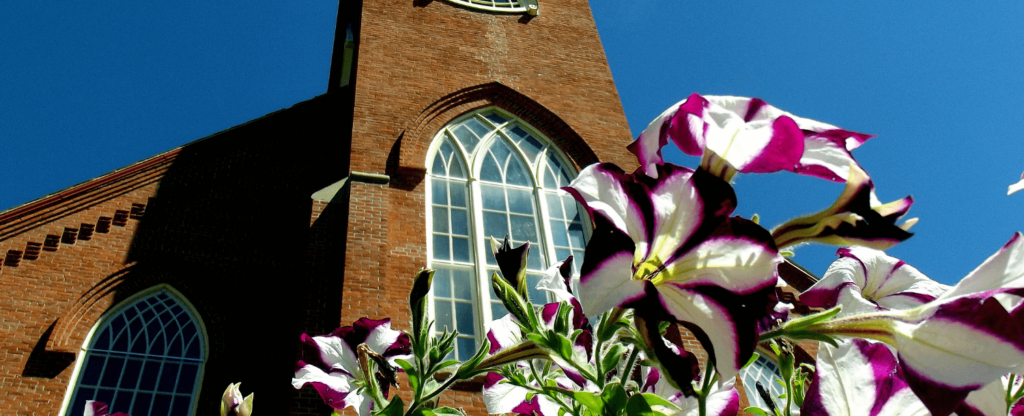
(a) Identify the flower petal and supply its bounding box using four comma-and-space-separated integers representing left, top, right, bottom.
300, 333, 359, 378
482, 373, 529, 415
564, 163, 656, 247
801, 339, 928, 416
486, 314, 524, 354
1009, 172, 1024, 196
577, 221, 646, 317
801, 247, 948, 313
894, 296, 1024, 416
959, 376, 1014, 416
333, 318, 411, 360
770, 165, 915, 250
292, 361, 359, 410
656, 282, 777, 379
537, 258, 575, 303
936, 232, 1024, 305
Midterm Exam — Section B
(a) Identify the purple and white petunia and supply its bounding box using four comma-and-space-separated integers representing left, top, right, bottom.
801, 246, 949, 317
770, 164, 917, 250
802, 232, 1024, 416
958, 374, 1024, 416
84, 401, 130, 416
482, 314, 585, 416
639, 340, 739, 416
564, 162, 781, 379
801, 339, 928, 416
292, 318, 412, 416
482, 372, 565, 416
628, 93, 872, 181
1010, 172, 1024, 196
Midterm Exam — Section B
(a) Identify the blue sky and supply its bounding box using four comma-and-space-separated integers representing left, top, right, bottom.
2, 2, 1022, 283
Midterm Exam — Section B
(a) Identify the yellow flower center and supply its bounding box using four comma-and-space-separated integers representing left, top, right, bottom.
632, 257, 665, 283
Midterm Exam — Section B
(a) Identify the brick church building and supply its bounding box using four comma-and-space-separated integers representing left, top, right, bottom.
0, 1, 816, 415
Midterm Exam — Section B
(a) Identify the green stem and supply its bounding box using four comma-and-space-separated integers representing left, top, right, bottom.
622, 347, 640, 382
697, 362, 715, 416
403, 375, 460, 416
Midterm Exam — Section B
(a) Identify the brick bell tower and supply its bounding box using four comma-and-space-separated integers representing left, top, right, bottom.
303, 0, 635, 414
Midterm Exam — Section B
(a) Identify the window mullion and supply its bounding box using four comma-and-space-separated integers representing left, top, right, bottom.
469, 177, 492, 341
536, 187, 558, 269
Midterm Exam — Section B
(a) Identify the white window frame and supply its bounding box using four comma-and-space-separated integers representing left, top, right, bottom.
442, 0, 534, 14
424, 106, 589, 360
58, 284, 208, 416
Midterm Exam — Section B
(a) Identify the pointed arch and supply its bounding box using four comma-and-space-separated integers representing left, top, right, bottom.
395, 82, 599, 182
59, 285, 207, 416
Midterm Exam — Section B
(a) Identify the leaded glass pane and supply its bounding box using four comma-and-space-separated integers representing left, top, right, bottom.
66, 291, 204, 416
740, 356, 798, 414
542, 152, 573, 190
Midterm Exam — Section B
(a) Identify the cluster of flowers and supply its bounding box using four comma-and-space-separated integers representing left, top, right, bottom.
290, 94, 1024, 416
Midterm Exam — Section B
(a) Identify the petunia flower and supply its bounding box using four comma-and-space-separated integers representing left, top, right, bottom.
84, 401, 130, 416
798, 232, 1024, 416
1010, 172, 1024, 196
482, 314, 584, 416
959, 374, 1024, 416
628, 93, 872, 182
800, 339, 928, 416
770, 164, 918, 250
564, 162, 781, 379
634, 342, 738, 416
292, 318, 412, 416
801, 246, 949, 316
220, 383, 254, 416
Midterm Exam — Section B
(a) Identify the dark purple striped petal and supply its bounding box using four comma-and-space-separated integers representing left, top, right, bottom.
801, 340, 927, 416
483, 372, 561, 416
564, 163, 658, 250
771, 165, 916, 250
486, 314, 523, 354
577, 218, 645, 317
292, 362, 365, 412
802, 247, 947, 315
893, 295, 1024, 416
656, 282, 777, 379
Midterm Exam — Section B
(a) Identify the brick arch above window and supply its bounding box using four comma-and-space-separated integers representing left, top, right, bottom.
395, 82, 598, 181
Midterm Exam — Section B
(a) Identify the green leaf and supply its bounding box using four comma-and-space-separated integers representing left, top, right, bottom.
411, 409, 435, 416
395, 359, 421, 394
625, 394, 655, 416
743, 407, 769, 416
601, 383, 628, 416
601, 344, 628, 377
432, 407, 465, 416
379, 395, 405, 416
574, 391, 605, 415
742, 352, 760, 370
639, 394, 678, 410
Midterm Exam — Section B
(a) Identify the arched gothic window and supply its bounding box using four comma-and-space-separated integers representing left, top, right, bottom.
426, 107, 589, 361
62, 288, 207, 416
